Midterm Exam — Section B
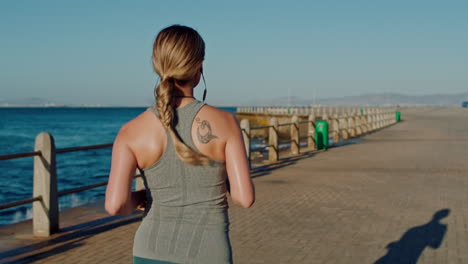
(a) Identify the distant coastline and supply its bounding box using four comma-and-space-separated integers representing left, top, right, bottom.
2, 92, 468, 107
0, 104, 148, 108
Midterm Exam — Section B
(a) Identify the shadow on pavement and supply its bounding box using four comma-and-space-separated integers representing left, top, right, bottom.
0, 213, 141, 263
250, 151, 319, 178
374, 209, 450, 264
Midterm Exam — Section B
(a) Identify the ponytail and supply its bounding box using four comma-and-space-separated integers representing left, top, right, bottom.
156, 77, 211, 165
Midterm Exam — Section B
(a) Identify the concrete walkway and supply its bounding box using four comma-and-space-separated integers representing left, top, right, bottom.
1, 107, 468, 264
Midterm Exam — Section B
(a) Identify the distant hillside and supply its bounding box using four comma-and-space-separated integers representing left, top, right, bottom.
246, 93, 468, 106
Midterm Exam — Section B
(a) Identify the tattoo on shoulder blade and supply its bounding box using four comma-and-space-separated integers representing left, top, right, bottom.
195, 117, 218, 144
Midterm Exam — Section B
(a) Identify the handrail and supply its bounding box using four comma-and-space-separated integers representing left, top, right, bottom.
277, 122, 294, 127
0, 143, 113, 161
0, 151, 41, 161
251, 147, 268, 153
0, 196, 42, 210
56, 143, 113, 154
57, 180, 109, 197
298, 120, 313, 125
250, 125, 271, 130
0, 175, 143, 210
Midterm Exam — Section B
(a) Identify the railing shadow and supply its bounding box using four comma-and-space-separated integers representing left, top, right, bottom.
0, 213, 142, 263
374, 209, 450, 264
250, 150, 319, 178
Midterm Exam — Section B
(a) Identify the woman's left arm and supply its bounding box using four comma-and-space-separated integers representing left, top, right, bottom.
105, 127, 145, 215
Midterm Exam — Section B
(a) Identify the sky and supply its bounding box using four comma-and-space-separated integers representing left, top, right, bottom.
0, 0, 467, 106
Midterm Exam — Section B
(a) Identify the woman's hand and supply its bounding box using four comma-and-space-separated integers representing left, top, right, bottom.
134, 189, 147, 211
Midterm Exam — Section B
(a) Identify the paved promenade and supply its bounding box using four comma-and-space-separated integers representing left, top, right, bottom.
1, 107, 468, 263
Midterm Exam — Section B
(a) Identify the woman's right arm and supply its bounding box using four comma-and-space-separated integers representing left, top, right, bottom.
225, 114, 255, 208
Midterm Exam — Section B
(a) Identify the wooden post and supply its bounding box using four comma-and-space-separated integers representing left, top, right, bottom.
368, 111, 374, 131
290, 115, 300, 155
355, 115, 362, 136
240, 119, 251, 168
135, 169, 145, 190
308, 114, 316, 150
341, 118, 349, 141
348, 116, 356, 138
269, 117, 279, 162
33, 132, 59, 237
332, 116, 340, 144
362, 114, 368, 134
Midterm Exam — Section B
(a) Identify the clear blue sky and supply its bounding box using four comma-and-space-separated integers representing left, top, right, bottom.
1, 0, 467, 105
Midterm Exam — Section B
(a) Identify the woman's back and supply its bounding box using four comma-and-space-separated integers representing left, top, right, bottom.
126, 99, 238, 170
105, 25, 254, 264
130, 100, 235, 263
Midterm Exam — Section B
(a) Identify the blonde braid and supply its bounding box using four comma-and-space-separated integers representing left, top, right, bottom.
156, 77, 174, 128
156, 76, 211, 166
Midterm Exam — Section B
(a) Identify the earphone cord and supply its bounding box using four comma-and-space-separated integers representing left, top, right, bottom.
202, 73, 207, 102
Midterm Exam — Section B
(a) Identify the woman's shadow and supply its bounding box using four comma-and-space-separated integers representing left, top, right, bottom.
374, 209, 450, 264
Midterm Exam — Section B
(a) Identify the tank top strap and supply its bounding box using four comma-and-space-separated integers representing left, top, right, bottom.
148, 104, 160, 117
175, 100, 206, 149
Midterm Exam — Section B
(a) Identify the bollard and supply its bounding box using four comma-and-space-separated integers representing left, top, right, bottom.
240, 119, 251, 168
332, 117, 340, 144
396, 111, 401, 122
315, 120, 328, 150
307, 115, 316, 150
355, 115, 362, 136
348, 117, 356, 138
135, 169, 145, 190
33, 132, 59, 237
341, 118, 349, 141
290, 115, 300, 154
268, 117, 279, 162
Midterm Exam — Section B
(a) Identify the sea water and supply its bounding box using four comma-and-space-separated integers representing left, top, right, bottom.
0, 106, 255, 226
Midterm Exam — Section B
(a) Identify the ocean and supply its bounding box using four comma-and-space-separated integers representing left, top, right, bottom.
0, 106, 238, 226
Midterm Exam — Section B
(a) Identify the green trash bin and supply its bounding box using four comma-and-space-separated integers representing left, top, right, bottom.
315, 120, 329, 150
396, 111, 401, 122
360, 109, 364, 116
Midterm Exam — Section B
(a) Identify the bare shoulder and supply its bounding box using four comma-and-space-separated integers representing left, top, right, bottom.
115, 110, 157, 144
198, 105, 238, 127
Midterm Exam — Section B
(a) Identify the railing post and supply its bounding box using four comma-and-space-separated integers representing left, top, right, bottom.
348, 116, 356, 137
341, 117, 349, 141
368, 110, 374, 131
290, 115, 300, 155
355, 115, 362, 136
269, 117, 279, 162
332, 116, 340, 144
240, 119, 251, 168
135, 169, 145, 190
361, 111, 367, 134
308, 114, 316, 150
33, 132, 59, 237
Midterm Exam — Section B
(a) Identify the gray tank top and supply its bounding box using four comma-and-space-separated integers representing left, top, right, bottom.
133, 100, 232, 264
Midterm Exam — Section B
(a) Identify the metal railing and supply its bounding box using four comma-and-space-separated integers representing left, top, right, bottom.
0, 106, 398, 236
239, 109, 398, 166
0, 143, 114, 210
0, 138, 144, 237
